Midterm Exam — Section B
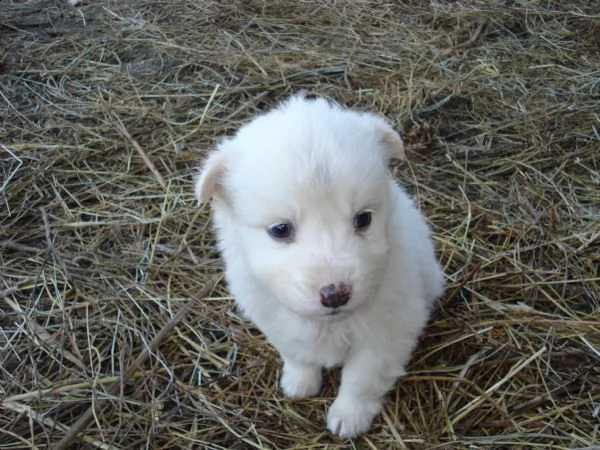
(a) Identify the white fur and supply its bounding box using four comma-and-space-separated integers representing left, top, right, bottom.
196, 95, 444, 439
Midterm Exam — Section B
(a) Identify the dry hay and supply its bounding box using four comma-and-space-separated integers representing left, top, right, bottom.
1, 0, 599, 448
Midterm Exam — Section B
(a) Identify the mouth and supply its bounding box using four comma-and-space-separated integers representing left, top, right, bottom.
323, 308, 352, 319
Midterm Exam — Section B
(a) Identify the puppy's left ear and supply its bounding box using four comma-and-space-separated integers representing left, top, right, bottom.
369, 114, 405, 162
381, 127, 405, 162
194, 146, 228, 206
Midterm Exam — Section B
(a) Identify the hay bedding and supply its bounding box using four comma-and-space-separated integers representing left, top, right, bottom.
0, 0, 598, 448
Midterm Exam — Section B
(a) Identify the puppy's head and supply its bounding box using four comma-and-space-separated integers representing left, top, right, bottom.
196, 95, 404, 319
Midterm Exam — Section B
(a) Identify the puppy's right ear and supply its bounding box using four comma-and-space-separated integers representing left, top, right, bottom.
195, 146, 228, 206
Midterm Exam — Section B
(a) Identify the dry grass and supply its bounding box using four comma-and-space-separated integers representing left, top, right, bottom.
1, 0, 599, 448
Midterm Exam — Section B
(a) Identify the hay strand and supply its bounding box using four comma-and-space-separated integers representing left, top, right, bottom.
54, 278, 219, 449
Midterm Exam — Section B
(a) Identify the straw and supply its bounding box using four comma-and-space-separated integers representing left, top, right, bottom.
1, 1, 598, 448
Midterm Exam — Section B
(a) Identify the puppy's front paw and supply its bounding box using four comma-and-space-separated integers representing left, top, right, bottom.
280, 362, 322, 398
327, 395, 382, 439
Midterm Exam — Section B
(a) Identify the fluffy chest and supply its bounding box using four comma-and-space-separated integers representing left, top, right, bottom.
255, 307, 358, 368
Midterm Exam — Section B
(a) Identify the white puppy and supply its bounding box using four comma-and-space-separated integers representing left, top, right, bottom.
195, 95, 444, 439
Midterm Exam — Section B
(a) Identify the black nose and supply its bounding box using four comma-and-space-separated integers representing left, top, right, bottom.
319, 283, 352, 308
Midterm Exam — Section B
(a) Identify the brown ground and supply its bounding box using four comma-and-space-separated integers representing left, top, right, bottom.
1, 1, 599, 448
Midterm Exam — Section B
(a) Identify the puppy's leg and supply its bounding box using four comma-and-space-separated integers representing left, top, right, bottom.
280, 358, 322, 398
327, 351, 403, 439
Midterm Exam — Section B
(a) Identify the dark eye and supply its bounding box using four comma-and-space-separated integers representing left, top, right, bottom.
268, 223, 295, 240
353, 211, 372, 231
